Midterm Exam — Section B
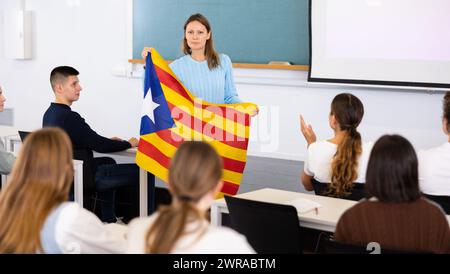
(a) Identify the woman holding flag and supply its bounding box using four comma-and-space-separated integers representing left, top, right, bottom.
142, 13, 257, 114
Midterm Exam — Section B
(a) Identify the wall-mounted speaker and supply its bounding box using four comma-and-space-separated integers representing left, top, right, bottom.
3, 10, 32, 59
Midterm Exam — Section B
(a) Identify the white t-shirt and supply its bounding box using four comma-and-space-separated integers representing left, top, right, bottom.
418, 142, 450, 196
127, 213, 255, 254
304, 140, 374, 184
40, 202, 127, 254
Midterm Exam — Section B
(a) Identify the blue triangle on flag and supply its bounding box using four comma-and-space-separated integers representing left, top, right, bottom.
140, 53, 175, 136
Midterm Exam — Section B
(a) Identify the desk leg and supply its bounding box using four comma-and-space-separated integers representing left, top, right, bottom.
210, 204, 222, 227
73, 162, 83, 206
139, 168, 148, 217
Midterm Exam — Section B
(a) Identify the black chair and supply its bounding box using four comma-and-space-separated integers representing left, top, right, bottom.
315, 233, 432, 254
315, 233, 373, 254
154, 186, 172, 210
423, 194, 450, 214
224, 195, 303, 254
72, 148, 106, 211
311, 178, 367, 201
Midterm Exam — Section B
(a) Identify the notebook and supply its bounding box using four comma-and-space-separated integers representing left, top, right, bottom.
284, 198, 322, 214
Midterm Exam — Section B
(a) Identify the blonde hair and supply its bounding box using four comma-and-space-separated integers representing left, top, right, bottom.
145, 141, 222, 253
0, 128, 74, 253
182, 13, 221, 70
328, 93, 364, 198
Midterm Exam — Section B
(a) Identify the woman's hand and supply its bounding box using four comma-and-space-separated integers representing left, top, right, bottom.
300, 115, 317, 146
141, 47, 154, 60
250, 105, 259, 117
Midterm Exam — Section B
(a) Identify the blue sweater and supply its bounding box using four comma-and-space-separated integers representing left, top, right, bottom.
43, 103, 131, 153
169, 54, 242, 104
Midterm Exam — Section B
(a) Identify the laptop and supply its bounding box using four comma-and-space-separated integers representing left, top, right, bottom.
18, 131, 31, 142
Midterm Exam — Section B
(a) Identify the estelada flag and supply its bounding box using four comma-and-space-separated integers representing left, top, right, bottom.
136, 49, 257, 197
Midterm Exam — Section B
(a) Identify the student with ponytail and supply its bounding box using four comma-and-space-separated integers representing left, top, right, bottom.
127, 141, 254, 254
300, 93, 373, 199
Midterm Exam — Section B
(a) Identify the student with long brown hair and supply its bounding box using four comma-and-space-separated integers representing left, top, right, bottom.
127, 141, 254, 254
300, 93, 373, 199
0, 128, 126, 254
418, 92, 450, 211
142, 13, 255, 109
334, 135, 450, 253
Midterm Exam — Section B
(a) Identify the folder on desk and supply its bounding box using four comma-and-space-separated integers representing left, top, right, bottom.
284, 198, 321, 214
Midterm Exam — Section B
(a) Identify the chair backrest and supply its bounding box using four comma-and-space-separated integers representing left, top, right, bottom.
423, 194, 450, 214
18, 130, 31, 142
311, 178, 367, 201
315, 233, 372, 254
315, 233, 432, 254
224, 195, 303, 254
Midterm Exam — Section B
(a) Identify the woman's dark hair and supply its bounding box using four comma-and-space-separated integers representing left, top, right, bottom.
328, 93, 364, 197
444, 92, 450, 133
182, 13, 220, 70
365, 135, 421, 203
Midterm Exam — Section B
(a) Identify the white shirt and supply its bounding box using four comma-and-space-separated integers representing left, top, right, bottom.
127, 213, 255, 254
418, 142, 450, 196
304, 140, 374, 183
40, 202, 127, 254
0, 139, 14, 175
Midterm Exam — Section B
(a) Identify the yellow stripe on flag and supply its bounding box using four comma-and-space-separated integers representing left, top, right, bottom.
136, 151, 168, 182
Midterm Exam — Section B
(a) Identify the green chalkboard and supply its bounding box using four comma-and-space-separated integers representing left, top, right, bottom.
133, 0, 310, 65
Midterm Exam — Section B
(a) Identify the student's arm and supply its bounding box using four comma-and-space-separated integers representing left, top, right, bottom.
223, 55, 242, 104
0, 140, 15, 175
302, 139, 315, 192
301, 171, 314, 192
66, 112, 132, 153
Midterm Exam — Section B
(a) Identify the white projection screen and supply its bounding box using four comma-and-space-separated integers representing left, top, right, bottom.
309, 0, 450, 89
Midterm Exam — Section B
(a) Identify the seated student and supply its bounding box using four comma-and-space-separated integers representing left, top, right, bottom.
334, 135, 450, 254
0, 86, 15, 175
300, 93, 373, 199
127, 141, 254, 254
0, 128, 126, 254
43, 66, 144, 223
418, 92, 450, 202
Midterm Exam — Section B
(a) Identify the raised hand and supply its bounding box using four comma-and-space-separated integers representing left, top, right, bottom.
300, 115, 317, 146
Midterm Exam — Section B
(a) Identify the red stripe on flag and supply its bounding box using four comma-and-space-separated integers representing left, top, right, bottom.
167, 101, 249, 150
138, 138, 171, 168
155, 65, 250, 127
154, 65, 191, 101
222, 157, 246, 174
221, 181, 240, 196
144, 130, 246, 174
165, 130, 247, 173
156, 130, 183, 147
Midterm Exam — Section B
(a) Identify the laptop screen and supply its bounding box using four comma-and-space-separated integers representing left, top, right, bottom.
18, 131, 30, 142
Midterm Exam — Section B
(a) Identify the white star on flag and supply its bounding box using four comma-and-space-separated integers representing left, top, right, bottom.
141, 90, 160, 123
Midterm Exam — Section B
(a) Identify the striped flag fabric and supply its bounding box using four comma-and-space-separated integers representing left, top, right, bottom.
136, 49, 257, 197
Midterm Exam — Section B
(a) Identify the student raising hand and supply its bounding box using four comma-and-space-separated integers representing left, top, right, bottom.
300, 115, 317, 146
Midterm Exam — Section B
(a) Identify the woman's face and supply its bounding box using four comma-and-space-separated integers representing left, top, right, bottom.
185, 20, 211, 53
0, 86, 6, 112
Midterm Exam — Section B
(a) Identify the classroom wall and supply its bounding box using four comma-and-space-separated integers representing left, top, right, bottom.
0, 0, 446, 161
